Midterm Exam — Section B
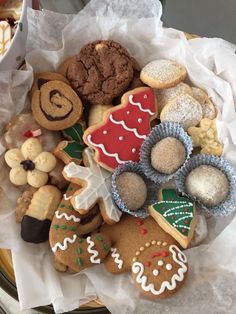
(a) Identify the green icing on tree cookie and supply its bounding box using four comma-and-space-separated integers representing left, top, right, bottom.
63, 141, 86, 161
152, 189, 194, 236
63, 122, 85, 143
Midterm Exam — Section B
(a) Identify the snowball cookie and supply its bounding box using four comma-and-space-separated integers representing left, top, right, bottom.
185, 165, 229, 206
151, 137, 186, 174
116, 172, 147, 211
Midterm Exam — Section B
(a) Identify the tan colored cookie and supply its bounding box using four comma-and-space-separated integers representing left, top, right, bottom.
101, 214, 188, 298
62, 147, 122, 224
149, 189, 196, 249
16, 187, 37, 223
54, 140, 84, 165
21, 185, 61, 243
29, 72, 69, 100
57, 56, 76, 77
192, 87, 216, 119
48, 160, 68, 190
31, 80, 83, 131
160, 94, 203, 130
88, 104, 113, 127
0, 21, 11, 57
49, 184, 111, 273
155, 82, 192, 114
0, 0, 22, 20
1, 113, 62, 151
83, 87, 157, 171
140, 59, 187, 89
4, 138, 57, 188
53, 256, 76, 274
187, 118, 223, 156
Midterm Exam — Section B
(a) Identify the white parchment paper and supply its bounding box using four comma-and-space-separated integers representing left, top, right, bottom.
0, 0, 236, 313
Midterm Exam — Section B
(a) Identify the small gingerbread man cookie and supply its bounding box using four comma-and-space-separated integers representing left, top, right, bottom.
188, 118, 223, 156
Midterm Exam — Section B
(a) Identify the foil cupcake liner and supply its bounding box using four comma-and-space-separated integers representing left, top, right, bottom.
175, 154, 236, 217
140, 122, 193, 184
111, 162, 158, 218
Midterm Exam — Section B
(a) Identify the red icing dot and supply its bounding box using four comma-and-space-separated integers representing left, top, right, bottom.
141, 228, 147, 235
184, 208, 188, 212
182, 228, 186, 233
136, 220, 143, 226
162, 206, 166, 211
184, 219, 189, 224
23, 130, 33, 138
162, 251, 169, 257
144, 261, 151, 267
152, 252, 161, 258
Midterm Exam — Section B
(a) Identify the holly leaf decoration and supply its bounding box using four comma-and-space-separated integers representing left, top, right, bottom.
63, 122, 85, 144
149, 189, 196, 248
63, 141, 86, 161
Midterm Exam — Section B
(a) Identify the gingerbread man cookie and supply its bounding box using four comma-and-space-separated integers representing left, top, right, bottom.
101, 215, 188, 298
83, 87, 157, 171
49, 183, 110, 273
63, 147, 122, 224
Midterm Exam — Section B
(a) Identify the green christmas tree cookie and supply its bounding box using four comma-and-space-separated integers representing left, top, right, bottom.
149, 189, 196, 248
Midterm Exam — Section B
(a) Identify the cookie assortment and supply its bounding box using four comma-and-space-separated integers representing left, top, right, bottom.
2, 39, 236, 300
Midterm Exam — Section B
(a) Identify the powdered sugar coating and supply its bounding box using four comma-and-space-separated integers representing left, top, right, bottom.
160, 94, 203, 130
192, 87, 216, 119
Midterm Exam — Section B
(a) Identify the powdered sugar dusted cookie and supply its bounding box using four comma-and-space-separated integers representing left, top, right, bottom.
160, 94, 203, 130
83, 87, 157, 171
63, 147, 122, 224
140, 59, 187, 89
192, 87, 216, 119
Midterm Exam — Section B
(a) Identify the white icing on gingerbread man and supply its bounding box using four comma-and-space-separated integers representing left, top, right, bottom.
63, 147, 121, 222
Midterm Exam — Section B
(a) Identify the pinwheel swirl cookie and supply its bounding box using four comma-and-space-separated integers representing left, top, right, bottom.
101, 215, 188, 298
31, 80, 83, 131
49, 183, 110, 273
63, 147, 122, 223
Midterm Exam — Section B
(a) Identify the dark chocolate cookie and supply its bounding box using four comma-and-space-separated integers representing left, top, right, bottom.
67, 40, 134, 105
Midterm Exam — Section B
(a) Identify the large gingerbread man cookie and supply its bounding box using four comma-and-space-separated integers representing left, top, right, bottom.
101, 214, 188, 299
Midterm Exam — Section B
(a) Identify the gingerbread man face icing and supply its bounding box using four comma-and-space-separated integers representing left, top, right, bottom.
83, 87, 157, 171
132, 243, 188, 299
63, 147, 122, 224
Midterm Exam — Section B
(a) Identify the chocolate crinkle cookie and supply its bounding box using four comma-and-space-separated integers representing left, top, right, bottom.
67, 40, 134, 105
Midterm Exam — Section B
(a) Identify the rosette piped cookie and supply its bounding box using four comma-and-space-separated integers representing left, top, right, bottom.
31, 80, 83, 131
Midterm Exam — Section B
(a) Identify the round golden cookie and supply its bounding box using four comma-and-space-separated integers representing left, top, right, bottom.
192, 87, 216, 119
88, 104, 113, 127
31, 80, 83, 131
29, 72, 69, 100
155, 82, 192, 114
116, 172, 147, 211
140, 59, 187, 89
151, 137, 186, 174
160, 94, 203, 130
57, 56, 76, 77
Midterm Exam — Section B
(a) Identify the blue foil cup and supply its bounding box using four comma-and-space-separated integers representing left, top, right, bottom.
175, 154, 236, 217
140, 122, 193, 184
111, 162, 158, 218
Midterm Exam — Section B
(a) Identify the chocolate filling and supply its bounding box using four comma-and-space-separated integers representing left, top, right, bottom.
20, 160, 35, 171
39, 89, 74, 121
37, 78, 49, 89
80, 206, 99, 225
21, 215, 51, 243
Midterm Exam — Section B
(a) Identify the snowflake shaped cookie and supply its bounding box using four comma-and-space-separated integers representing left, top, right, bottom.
63, 147, 122, 223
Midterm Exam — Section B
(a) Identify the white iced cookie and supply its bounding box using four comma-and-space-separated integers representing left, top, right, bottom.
140, 59, 187, 89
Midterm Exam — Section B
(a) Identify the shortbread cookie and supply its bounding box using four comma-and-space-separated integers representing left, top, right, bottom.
1, 113, 62, 151
101, 215, 188, 298
188, 118, 223, 156
49, 184, 111, 273
155, 82, 192, 114
63, 147, 122, 224
21, 185, 61, 243
29, 72, 69, 100
15, 187, 37, 223
140, 59, 187, 89
67, 40, 134, 105
57, 56, 76, 77
4, 138, 57, 188
48, 160, 68, 190
192, 87, 216, 119
149, 189, 196, 248
185, 165, 229, 207
88, 104, 113, 127
31, 80, 83, 131
54, 121, 86, 164
189, 213, 208, 248
0, 21, 11, 57
160, 94, 203, 130
83, 87, 157, 171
